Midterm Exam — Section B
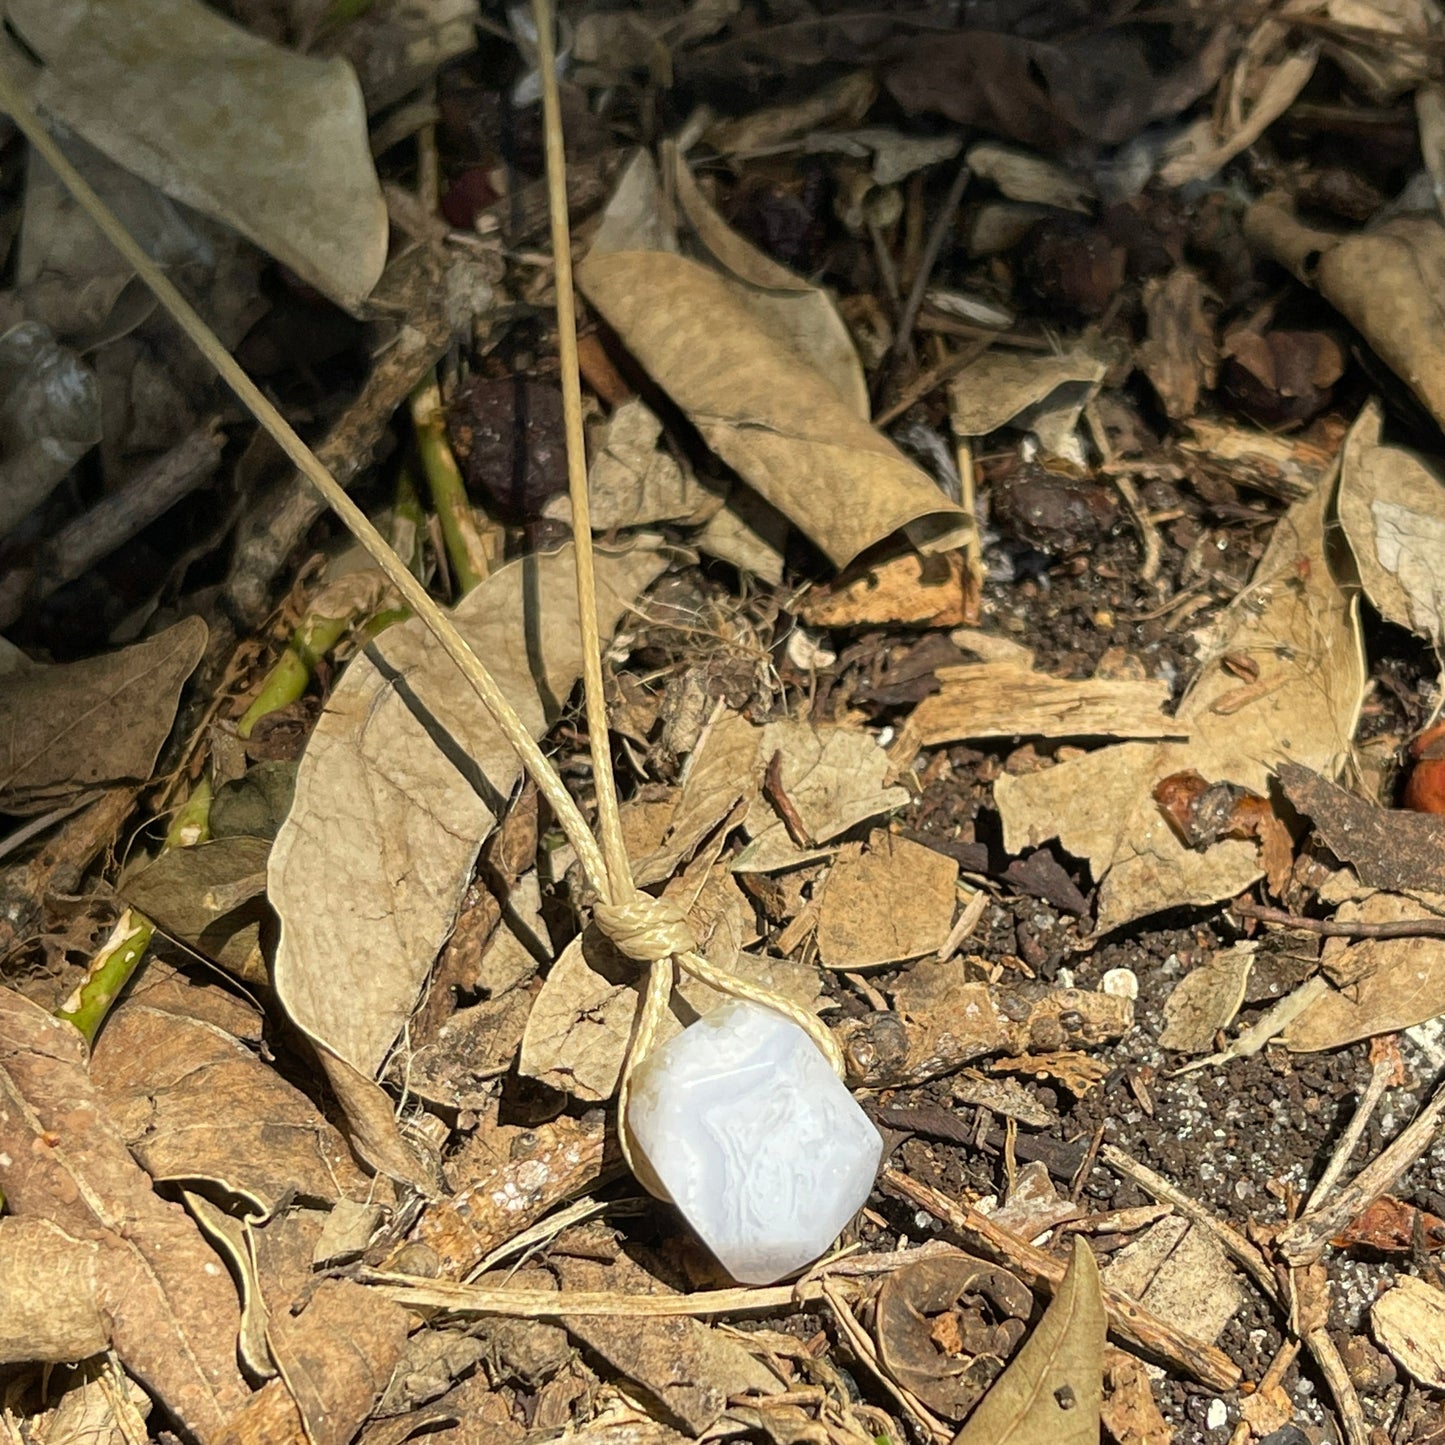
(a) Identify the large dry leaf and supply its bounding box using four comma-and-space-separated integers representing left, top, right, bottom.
268, 1279, 409, 1445
90, 1004, 371, 1214
953, 1236, 1104, 1445
0, 615, 205, 814
1246, 203, 1445, 435
0, 1216, 108, 1363
5, 0, 386, 312
270, 541, 668, 1083
579, 253, 966, 569
995, 483, 1364, 932
0, 989, 248, 1442
1337, 398, 1445, 646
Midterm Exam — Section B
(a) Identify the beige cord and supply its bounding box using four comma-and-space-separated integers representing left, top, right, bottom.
530, 0, 845, 1144
0, 30, 845, 1202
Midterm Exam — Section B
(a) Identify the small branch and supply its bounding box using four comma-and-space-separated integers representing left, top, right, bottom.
1275, 1076, 1445, 1265
1232, 898, 1445, 938
1303, 1056, 1396, 1215
891, 163, 971, 366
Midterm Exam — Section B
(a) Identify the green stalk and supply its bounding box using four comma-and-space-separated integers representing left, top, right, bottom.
55, 909, 156, 1047
236, 611, 351, 739
165, 775, 213, 849
392, 463, 428, 580
411, 374, 490, 595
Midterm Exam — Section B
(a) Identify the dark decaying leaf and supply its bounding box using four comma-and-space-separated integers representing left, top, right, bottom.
875, 1254, 1033, 1418
0, 615, 206, 814
1277, 761, 1445, 894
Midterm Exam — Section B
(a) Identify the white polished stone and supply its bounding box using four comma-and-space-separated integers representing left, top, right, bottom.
625, 999, 883, 1284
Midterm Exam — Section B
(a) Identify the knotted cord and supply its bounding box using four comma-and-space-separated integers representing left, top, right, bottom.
0, 16, 845, 1201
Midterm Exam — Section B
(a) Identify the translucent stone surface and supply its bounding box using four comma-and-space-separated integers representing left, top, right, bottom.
626, 999, 883, 1284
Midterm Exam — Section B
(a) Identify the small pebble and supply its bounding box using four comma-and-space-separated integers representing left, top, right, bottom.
1100, 967, 1139, 1000
1206, 1399, 1228, 1431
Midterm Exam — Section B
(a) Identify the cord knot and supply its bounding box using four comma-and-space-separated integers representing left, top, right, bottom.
593, 891, 697, 964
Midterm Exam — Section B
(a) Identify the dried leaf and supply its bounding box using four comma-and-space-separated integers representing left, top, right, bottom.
0, 615, 206, 815
1278, 761, 1445, 892
995, 482, 1364, 932
1137, 269, 1217, 420
798, 549, 972, 630
875, 1255, 1032, 1418
1158, 944, 1255, 1053
1102, 1219, 1242, 1348
954, 1236, 1104, 1445
1373, 1274, 1445, 1388
0, 989, 248, 1442
1334, 1195, 1445, 1252
121, 835, 270, 984
1338, 398, 1445, 647
1158, 41, 1317, 186
1101, 1349, 1172, 1445
269, 541, 667, 1092
0, 1217, 109, 1363
815, 831, 958, 969
1247, 203, 1445, 436
7, 0, 387, 311
1284, 893, 1445, 1051
269, 1280, 410, 1445
0, 321, 102, 536
90, 1003, 371, 1214
949, 345, 1110, 465
885, 30, 1224, 153
579, 180, 966, 567
518, 927, 651, 1102
576, 398, 712, 530
965, 141, 1092, 211
895, 661, 1182, 764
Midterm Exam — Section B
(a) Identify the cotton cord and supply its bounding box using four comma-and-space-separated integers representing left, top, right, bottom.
530, 0, 846, 1190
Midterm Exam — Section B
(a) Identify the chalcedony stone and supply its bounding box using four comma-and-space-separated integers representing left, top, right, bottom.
625, 999, 884, 1284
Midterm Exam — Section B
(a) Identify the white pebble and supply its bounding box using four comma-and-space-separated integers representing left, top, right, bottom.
1100, 967, 1139, 1000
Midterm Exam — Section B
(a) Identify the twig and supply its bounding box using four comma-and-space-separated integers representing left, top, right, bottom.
764, 749, 813, 848
874, 338, 992, 428
1101, 1145, 1279, 1305
936, 888, 988, 962
881, 1168, 1241, 1390
1, 424, 225, 628
891, 163, 971, 365
1231, 898, 1445, 938
1085, 401, 1161, 585
1304, 1324, 1371, 1445
1303, 1056, 1397, 1215
361, 1270, 829, 1316
1276, 1076, 1445, 1265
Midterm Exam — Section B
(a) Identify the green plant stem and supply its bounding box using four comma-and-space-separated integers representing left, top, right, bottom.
392, 463, 428, 580
411, 374, 489, 595
55, 909, 155, 1048
165, 775, 213, 849
236, 611, 352, 739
